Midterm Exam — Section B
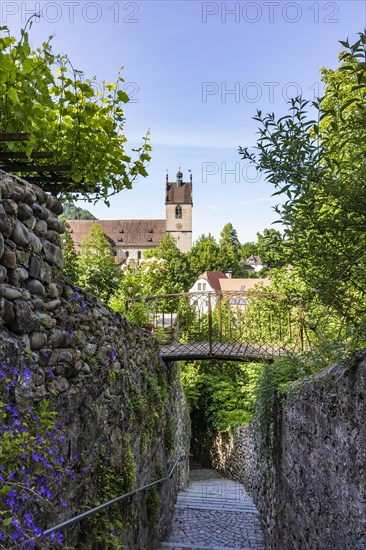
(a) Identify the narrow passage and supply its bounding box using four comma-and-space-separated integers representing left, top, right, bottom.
158, 469, 265, 550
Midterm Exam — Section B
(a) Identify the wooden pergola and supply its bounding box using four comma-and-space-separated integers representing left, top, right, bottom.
0, 133, 73, 195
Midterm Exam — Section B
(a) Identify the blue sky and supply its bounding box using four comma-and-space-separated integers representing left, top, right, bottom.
2, 0, 365, 242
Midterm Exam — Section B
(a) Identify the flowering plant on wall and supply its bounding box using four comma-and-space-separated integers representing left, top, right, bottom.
0, 361, 75, 548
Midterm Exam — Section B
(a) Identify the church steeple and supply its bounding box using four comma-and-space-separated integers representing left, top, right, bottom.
165, 169, 193, 253
176, 168, 183, 186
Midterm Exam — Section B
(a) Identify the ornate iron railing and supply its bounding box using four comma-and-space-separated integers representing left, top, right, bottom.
127, 291, 311, 361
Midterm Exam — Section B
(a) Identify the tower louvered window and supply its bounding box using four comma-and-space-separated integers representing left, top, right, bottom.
175, 205, 182, 219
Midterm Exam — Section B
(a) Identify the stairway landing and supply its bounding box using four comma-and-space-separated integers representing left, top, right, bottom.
158, 470, 265, 550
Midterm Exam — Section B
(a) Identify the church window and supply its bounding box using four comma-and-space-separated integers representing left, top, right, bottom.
175, 205, 182, 219
137, 251, 142, 259
125, 251, 129, 258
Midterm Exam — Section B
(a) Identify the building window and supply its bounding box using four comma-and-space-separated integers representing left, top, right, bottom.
125, 251, 129, 258
198, 283, 201, 290
203, 283, 206, 290
175, 205, 182, 219
137, 251, 142, 260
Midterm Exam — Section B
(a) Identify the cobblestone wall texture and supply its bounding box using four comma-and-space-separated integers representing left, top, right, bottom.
213, 353, 366, 550
0, 170, 190, 549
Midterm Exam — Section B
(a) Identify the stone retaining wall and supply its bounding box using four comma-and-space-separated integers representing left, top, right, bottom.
213, 354, 366, 550
0, 170, 190, 549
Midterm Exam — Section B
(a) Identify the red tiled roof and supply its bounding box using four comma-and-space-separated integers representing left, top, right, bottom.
219, 278, 270, 292
68, 220, 166, 250
200, 271, 228, 291
165, 181, 192, 205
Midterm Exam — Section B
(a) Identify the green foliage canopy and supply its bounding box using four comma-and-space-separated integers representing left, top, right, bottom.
144, 234, 191, 292
239, 32, 366, 323
77, 224, 120, 302
0, 22, 151, 203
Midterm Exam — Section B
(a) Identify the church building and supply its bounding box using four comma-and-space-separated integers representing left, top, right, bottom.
68, 170, 193, 261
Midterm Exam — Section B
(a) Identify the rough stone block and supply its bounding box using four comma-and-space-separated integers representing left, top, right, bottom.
46, 230, 62, 247
49, 328, 72, 348
15, 250, 30, 268
28, 232, 42, 253
0, 205, 14, 237
2, 199, 18, 216
42, 241, 64, 269
17, 202, 33, 221
9, 301, 38, 334
31, 185, 48, 205
0, 297, 15, 327
34, 219, 48, 237
0, 250, 16, 269
48, 283, 59, 298
23, 215, 37, 230
29, 256, 41, 278
0, 232, 4, 259
11, 219, 31, 247
10, 184, 25, 203
0, 265, 7, 283
30, 332, 48, 351
47, 217, 66, 234
0, 330, 20, 367
25, 278, 46, 296
31, 202, 49, 221
46, 195, 63, 215
39, 260, 53, 283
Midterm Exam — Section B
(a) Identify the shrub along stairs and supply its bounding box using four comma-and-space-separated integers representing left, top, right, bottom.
158, 469, 265, 550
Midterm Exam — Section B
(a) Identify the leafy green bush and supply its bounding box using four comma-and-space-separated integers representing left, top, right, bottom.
181, 360, 263, 433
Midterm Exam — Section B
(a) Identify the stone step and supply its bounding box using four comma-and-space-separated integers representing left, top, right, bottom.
157, 543, 253, 550
158, 470, 265, 550
175, 500, 258, 512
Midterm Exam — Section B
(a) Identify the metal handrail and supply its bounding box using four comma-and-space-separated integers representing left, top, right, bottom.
42, 453, 188, 537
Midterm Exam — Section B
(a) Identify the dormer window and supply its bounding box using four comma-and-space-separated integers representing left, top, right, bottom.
175, 205, 182, 219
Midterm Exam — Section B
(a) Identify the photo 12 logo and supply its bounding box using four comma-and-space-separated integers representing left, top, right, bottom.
202, 81, 323, 103
202, 162, 261, 183
0, 2, 140, 24
202, 2, 340, 24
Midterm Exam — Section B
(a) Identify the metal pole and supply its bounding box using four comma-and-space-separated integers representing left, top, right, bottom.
217, 294, 222, 341
208, 293, 212, 355
41, 454, 188, 537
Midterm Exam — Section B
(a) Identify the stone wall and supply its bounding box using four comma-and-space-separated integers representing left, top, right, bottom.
0, 170, 190, 549
213, 353, 366, 550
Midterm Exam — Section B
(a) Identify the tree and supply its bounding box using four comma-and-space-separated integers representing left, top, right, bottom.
0, 21, 151, 203
217, 223, 242, 276
186, 234, 220, 281
63, 203, 97, 220
61, 220, 80, 283
239, 31, 366, 325
255, 229, 289, 270
77, 224, 120, 302
144, 234, 191, 292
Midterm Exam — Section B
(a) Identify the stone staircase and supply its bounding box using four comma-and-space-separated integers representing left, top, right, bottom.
158, 470, 265, 550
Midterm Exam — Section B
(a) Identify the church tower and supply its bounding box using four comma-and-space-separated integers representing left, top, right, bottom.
165, 169, 193, 253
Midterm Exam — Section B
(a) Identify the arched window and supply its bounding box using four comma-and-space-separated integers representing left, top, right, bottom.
175, 205, 182, 219
125, 251, 129, 258
137, 251, 142, 259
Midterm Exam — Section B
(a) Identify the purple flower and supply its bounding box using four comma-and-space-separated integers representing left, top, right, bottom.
23, 364, 32, 384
